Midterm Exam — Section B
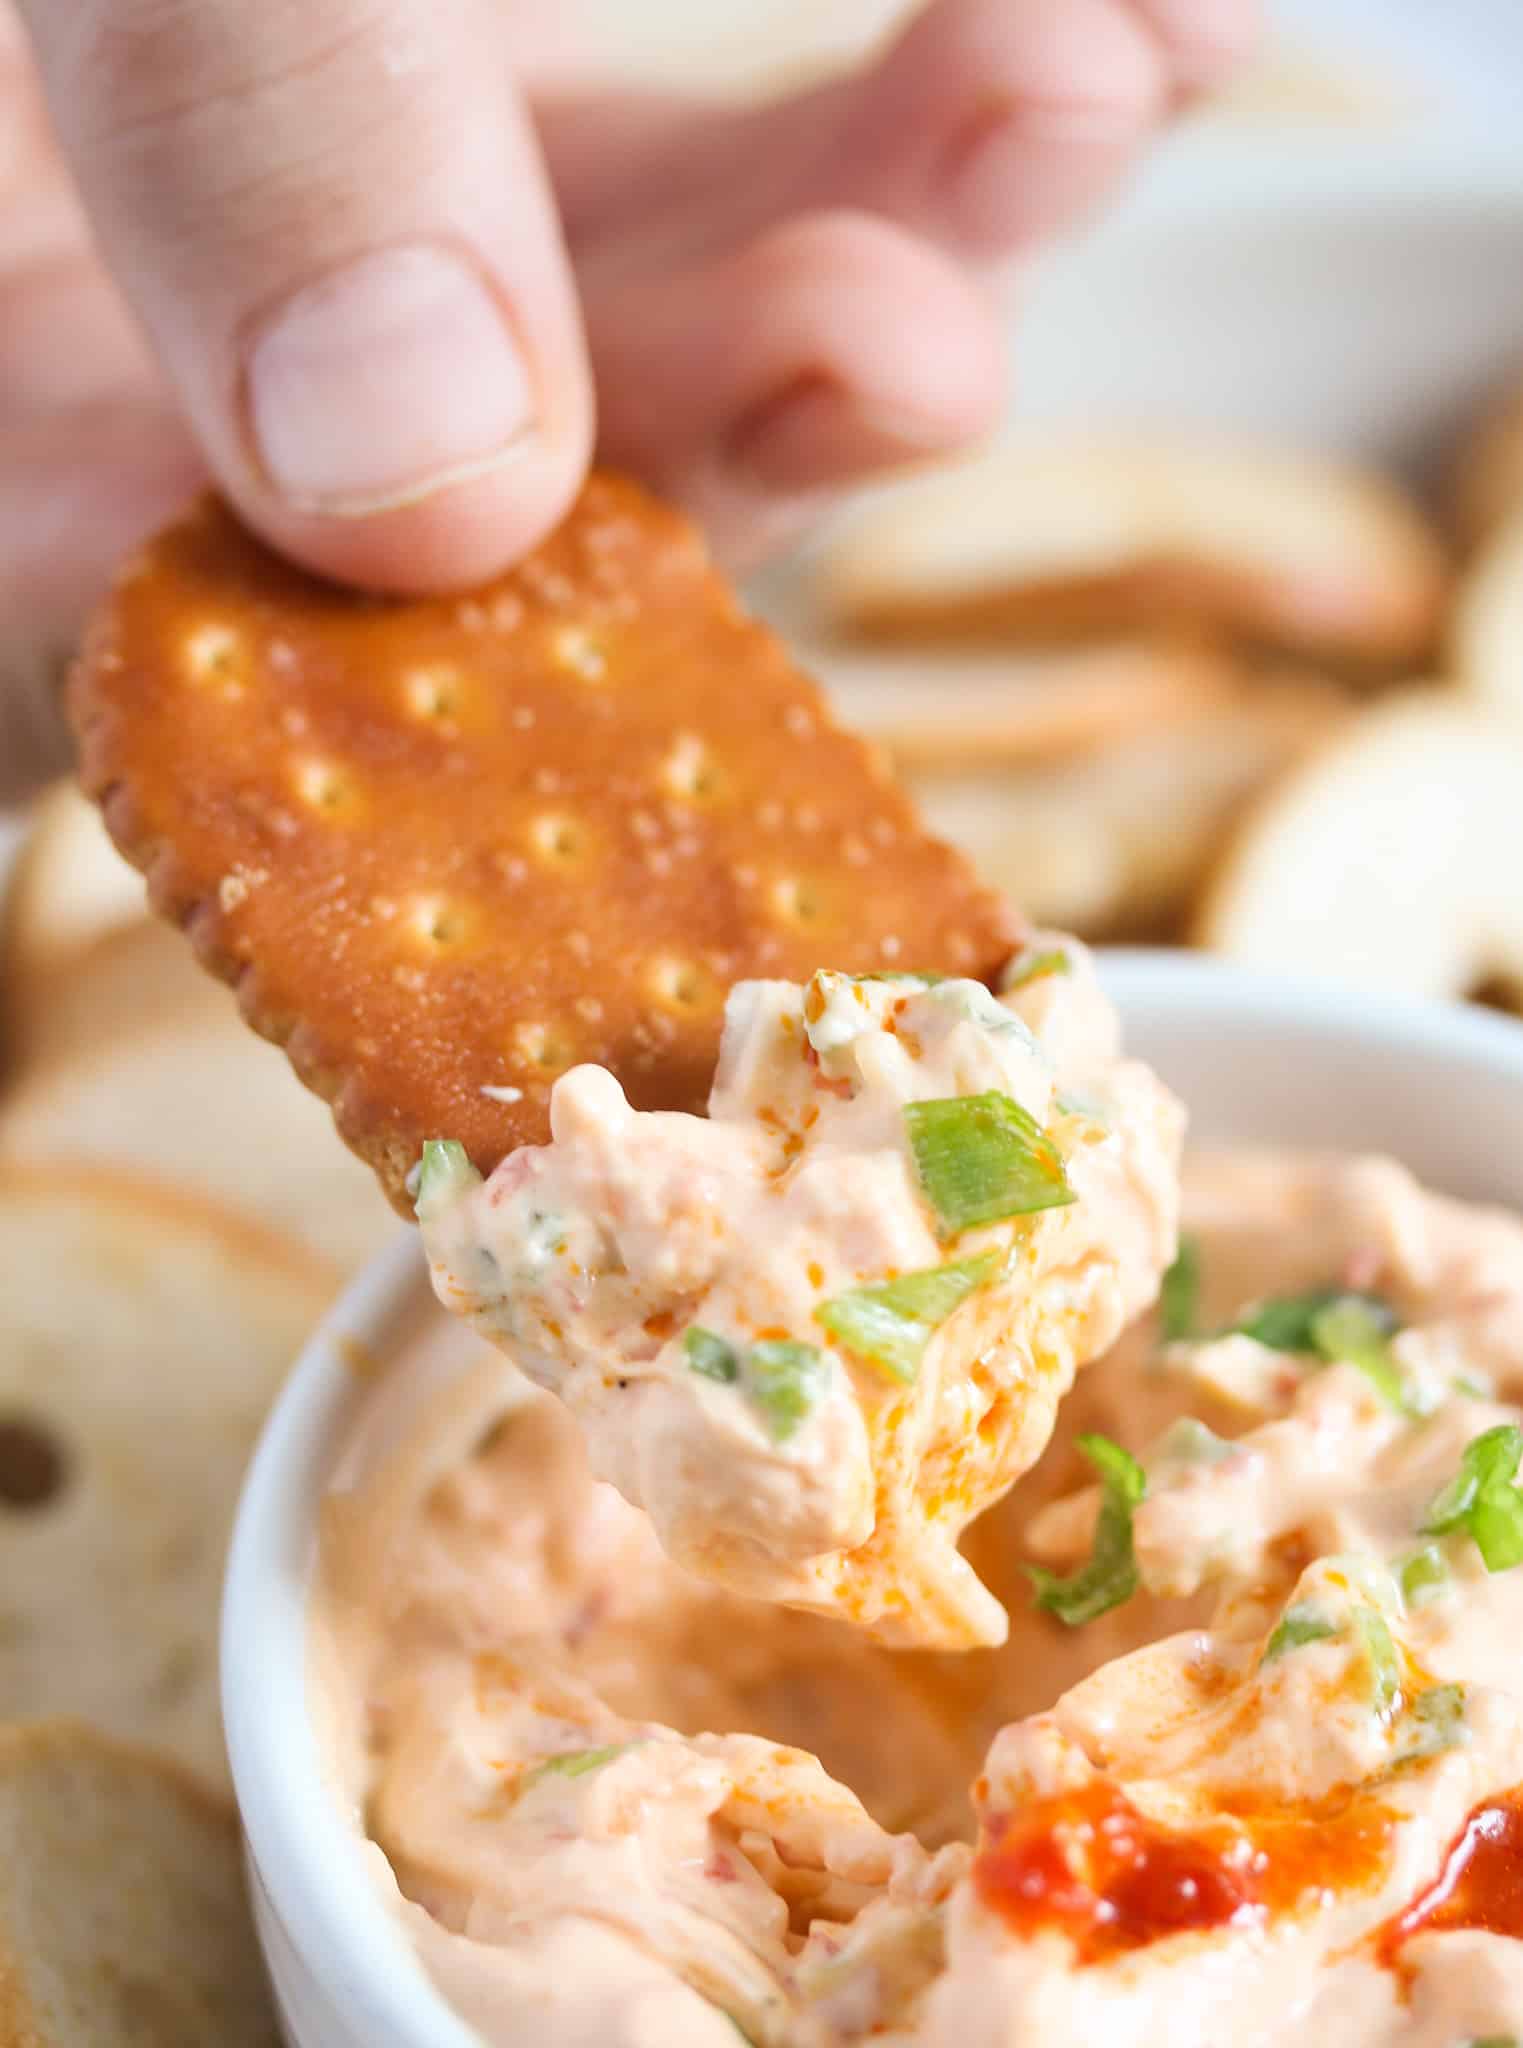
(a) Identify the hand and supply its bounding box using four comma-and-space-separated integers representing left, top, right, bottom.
0, 0, 1258, 803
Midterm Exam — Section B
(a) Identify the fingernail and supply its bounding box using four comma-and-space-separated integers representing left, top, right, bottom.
247, 243, 536, 516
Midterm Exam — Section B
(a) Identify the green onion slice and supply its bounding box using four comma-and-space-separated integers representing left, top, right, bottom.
684, 1326, 740, 1384
1354, 1605, 1401, 1716
1027, 1434, 1145, 1627
1005, 947, 1071, 992
520, 1744, 628, 1793
815, 1251, 1001, 1384
745, 1340, 830, 1444
1406, 1683, 1467, 1760
1397, 1543, 1450, 1610
413, 1137, 482, 1222
1262, 1602, 1341, 1664
1159, 1236, 1201, 1342
905, 1091, 1075, 1237
1308, 1296, 1415, 1414
1235, 1286, 1396, 1355
684, 1329, 830, 1443
1422, 1424, 1523, 1571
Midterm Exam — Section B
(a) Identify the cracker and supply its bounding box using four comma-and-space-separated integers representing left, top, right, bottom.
1448, 365, 1523, 551
820, 636, 1237, 771
904, 668, 1350, 937
0, 1168, 333, 1785
70, 476, 1019, 1211
2, 780, 146, 1005
0, 1718, 279, 2046
814, 436, 1449, 671
1196, 693, 1523, 999
0, 919, 398, 1274
1451, 499, 1523, 726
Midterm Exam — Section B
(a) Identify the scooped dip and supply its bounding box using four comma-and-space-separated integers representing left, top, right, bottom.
416, 940, 1181, 1648
317, 1143, 1523, 2048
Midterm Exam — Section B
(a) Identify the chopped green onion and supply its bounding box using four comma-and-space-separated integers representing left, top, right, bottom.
1005, 947, 1071, 992
1471, 1491, 1523, 1571
1159, 1236, 1201, 1342
1460, 2036, 1518, 2047
1397, 1543, 1450, 1610
413, 1137, 482, 1222
1423, 1424, 1521, 1529
1405, 1683, 1467, 1759
1354, 1605, 1401, 1717
520, 1744, 627, 1793
745, 1340, 829, 1443
1422, 1425, 1523, 1570
815, 1251, 1001, 1384
905, 1091, 1075, 1238
1308, 1296, 1414, 1414
1027, 1434, 1144, 1627
1455, 1372, 1494, 1401
1262, 1603, 1341, 1664
684, 1329, 830, 1442
684, 1326, 740, 1384
1235, 1286, 1396, 1354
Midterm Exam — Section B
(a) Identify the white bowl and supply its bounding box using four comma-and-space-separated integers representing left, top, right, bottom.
222, 951, 1523, 2047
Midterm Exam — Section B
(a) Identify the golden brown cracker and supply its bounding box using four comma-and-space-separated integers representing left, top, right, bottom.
1448, 365, 1523, 551
0, 1718, 280, 2047
817, 438, 1449, 673
70, 476, 1020, 1211
839, 637, 1238, 773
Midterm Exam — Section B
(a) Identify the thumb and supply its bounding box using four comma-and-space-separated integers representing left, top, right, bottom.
18, 0, 594, 592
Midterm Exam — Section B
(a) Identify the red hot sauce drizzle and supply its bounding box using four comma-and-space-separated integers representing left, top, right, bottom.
1378, 1785, 1523, 1961
975, 1779, 1396, 1965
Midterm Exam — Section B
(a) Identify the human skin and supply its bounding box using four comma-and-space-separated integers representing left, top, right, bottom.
0, 0, 1259, 801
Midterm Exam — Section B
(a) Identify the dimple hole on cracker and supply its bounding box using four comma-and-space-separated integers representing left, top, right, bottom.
513, 1021, 575, 1074
407, 894, 473, 952
551, 625, 608, 682
402, 664, 462, 724
294, 759, 361, 817
646, 954, 719, 1016
182, 623, 243, 694
0, 1413, 68, 1511
663, 734, 725, 804
528, 812, 590, 871
771, 874, 828, 929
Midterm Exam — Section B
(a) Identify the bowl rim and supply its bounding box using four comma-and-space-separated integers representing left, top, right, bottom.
222, 949, 1523, 2045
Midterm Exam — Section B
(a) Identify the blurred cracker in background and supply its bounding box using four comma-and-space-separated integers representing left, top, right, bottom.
0, 1718, 279, 2046
0, 1169, 334, 1787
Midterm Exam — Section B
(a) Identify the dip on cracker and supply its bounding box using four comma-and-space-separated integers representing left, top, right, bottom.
416, 938, 1180, 1647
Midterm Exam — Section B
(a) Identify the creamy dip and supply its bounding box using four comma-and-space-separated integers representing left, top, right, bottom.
416, 941, 1181, 1649
319, 1143, 1523, 2047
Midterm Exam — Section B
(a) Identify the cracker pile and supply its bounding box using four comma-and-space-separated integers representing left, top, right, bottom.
801, 395, 1523, 988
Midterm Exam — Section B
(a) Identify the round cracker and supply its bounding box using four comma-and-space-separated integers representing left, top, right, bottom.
1447, 366, 1523, 552
0, 918, 400, 1274
2, 780, 147, 999
1196, 693, 1523, 998
815, 436, 1449, 671
1450, 499, 1523, 728
0, 1717, 279, 2046
0, 1170, 334, 1786
903, 669, 1350, 937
